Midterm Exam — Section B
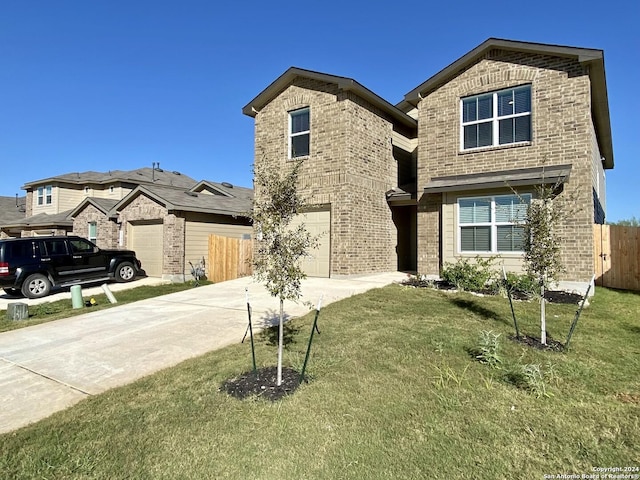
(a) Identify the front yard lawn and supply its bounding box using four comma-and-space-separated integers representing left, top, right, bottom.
0, 285, 638, 479
0, 281, 210, 333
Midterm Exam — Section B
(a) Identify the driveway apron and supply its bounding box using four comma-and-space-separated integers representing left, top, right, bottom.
0, 272, 405, 433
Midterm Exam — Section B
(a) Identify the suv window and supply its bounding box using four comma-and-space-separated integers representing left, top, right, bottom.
42, 239, 69, 256
69, 239, 96, 254
1, 241, 38, 262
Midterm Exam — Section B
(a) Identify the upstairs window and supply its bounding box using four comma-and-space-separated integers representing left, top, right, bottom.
37, 186, 53, 206
289, 107, 310, 158
461, 85, 531, 150
458, 194, 531, 253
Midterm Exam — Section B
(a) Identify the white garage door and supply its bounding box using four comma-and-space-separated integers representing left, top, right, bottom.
129, 222, 163, 277
290, 210, 330, 278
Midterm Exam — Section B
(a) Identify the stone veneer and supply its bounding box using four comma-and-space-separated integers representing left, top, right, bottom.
253, 78, 398, 275
417, 49, 599, 283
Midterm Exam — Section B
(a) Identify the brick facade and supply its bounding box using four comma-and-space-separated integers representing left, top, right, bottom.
247, 41, 611, 286
117, 194, 186, 281
417, 49, 598, 282
72, 204, 119, 249
253, 78, 398, 275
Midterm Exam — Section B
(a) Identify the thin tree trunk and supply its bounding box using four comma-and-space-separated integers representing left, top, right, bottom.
277, 298, 284, 386
541, 283, 547, 345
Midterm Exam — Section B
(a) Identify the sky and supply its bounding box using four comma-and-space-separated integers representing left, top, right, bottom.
1, 1, 638, 222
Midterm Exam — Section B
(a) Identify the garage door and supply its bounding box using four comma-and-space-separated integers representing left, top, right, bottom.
290, 210, 330, 277
129, 222, 163, 277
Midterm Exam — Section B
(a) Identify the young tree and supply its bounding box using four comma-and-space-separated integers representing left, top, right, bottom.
250, 159, 318, 385
521, 182, 565, 345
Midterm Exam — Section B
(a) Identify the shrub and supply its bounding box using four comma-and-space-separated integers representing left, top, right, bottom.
504, 363, 552, 398
469, 330, 502, 368
441, 256, 497, 291
503, 272, 538, 297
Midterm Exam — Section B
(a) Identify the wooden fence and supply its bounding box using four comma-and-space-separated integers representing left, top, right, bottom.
594, 224, 640, 291
208, 235, 253, 283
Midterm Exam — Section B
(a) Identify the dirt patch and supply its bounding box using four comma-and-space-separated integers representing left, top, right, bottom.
221, 366, 305, 401
509, 333, 565, 352
616, 392, 640, 404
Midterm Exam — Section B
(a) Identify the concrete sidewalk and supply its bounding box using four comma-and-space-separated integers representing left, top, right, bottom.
0, 272, 406, 433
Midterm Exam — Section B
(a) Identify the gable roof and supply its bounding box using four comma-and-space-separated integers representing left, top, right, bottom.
22, 167, 198, 190
401, 38, 613, 169
0, 196, 26, 225
2, 209, 74, 229
69, 198, 120, 218
114, 184, 253, 217
191, 180, 253, 199
242, 67, 417, 130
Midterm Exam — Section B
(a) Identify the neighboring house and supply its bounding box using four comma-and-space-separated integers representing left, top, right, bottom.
71, 181, 253, 281
5, 167, 253, 282
0, 196, 27, 238
243, 38, 613, 289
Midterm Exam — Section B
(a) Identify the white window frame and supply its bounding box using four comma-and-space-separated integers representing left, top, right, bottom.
37, 185, 53, 206
288, 107, 310, 159
460, 85, 532, 151
88, 221, 97, 243
457, 193, 531, 254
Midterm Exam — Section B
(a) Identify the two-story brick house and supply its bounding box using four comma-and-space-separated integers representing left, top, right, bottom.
243, 38, 613, 289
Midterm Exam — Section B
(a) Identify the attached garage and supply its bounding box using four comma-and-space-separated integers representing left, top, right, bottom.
129, 221, 163, 277
291, 209, 331, 277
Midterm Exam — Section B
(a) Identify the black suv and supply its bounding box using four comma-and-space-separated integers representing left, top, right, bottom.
0, 236, 142, 299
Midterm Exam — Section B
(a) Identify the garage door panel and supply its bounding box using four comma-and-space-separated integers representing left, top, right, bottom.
290, 210, 330, 278
129, 222, 163, 277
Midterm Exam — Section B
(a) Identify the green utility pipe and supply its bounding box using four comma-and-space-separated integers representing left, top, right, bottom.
71, 285, 84, 309
300, 296, 323, 385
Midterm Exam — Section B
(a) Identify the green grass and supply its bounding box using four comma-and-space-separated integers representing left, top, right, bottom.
0, 280, 210, 333
0, 285, 638, 479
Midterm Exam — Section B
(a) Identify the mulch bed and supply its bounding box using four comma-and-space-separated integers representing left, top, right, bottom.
543, 290, 583, 304
221, 366, 306, 401
401, 277, 585, 305
508, 333, 565, 351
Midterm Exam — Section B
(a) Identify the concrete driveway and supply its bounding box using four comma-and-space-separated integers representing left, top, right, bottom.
0, 272, 406, 433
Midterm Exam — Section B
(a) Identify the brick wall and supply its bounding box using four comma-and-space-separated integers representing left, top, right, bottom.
117, 194, 185, 280
72, 204, 119, 248
253, 78, 397, 275
416, 49, 596, 282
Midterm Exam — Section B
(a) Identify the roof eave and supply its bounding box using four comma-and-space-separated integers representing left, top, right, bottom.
242, 67, 417, 130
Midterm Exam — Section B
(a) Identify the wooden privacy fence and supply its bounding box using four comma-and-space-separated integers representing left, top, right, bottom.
208, 234, 253, 283
594, 224, 640, 291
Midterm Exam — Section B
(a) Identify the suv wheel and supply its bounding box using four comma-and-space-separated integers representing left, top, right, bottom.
115, 262, 136, 282
22, 273, 52, 299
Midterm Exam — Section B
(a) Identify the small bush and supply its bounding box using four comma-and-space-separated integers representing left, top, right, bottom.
469, 330, 502, 368
504, 363, 552, 398
441, 256, 497, 291
504, 272, 538, 297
